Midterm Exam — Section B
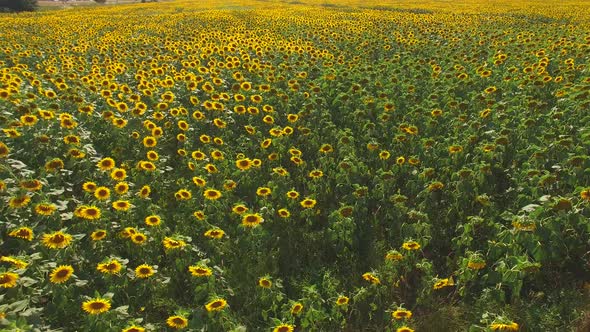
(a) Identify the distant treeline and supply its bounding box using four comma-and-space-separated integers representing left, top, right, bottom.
0, 0, 38, 12
1, 0, 159, 12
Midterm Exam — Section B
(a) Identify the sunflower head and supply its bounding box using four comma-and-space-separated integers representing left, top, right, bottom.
82, 298, 111, 315
50, 265, 74, 284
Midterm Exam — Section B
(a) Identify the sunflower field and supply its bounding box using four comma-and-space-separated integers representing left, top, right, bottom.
0, 0, 589, 331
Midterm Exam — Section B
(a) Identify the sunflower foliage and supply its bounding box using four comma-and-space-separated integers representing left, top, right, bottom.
0, 0, 590, 331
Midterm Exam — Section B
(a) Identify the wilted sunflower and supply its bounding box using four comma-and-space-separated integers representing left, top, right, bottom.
19, 179, 43, 191
428, 182, 444, 192
385, 250, 404, 261
41, 231, 73, 249
49, 265, 74, 284
82, 298, 111, 315
258, 277, 272, 288
467, 260, 486, 270
448, 145, 463, 154
205, 298, 227, 312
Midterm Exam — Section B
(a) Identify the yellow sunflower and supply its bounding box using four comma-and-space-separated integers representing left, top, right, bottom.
242, 213, 263, 228
9, 227, 34, 241
204, 229, 225, 239
97, 259, 122, 275
205, 298, 227, 312
41, 231, 73, 249
49, 265, 74, 284
166, 315, 188, 329
34, 203, 57, 216
112, 200, 131, 211
163, 237, 186, 250
135, 264, 155, 278
300, 198, 317, 209
392, 309, 412, 320
273, 324, 294, 332
203, 189, 222, 200
291, 302, 304, 315
94, 186, 111, 200
97, 157, 116, 171
0, 272, 19, 288
82, 298, 111, 315
336, 296, 349, 306
188, 265, 212, 277
122, 326, 146, 332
